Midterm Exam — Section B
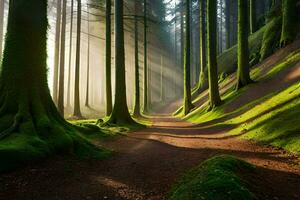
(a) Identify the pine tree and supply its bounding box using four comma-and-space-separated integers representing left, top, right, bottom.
183, 0, 194, 115
105, 0, 112, 116
280, 0, 296, 47
73, 0, 82, 118
250, 0, 257, 34
107, 0, 135, 124
236, 0, 252, 89
67, 0, 74, 108
0, 0, 4, 61
143, 0, 148, 113
207, 0, 221, 108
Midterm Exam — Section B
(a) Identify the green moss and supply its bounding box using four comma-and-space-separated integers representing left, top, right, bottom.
168, 155, 255, 200
185, 48, 300, 154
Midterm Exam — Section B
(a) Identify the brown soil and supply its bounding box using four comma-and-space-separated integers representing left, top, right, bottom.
0, 117, 300, 200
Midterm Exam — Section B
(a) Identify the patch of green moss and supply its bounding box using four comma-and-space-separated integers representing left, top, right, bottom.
168, 155, 255, 200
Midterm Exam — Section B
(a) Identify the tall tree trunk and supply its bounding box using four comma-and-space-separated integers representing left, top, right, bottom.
53, 0, 62, 104
73, 0, 82, 118
107, 0, 134, 124
85, 8, 90, 107
183, 0, 194, 115
143, 0, 148, 113
225, 0, 231, 49
236, 0, 252, 89
0, 0, 81, 151
280, 0, 296, 47
0, 0, 4, 61
250, 0, 257, 34
58, 0, 67, 116
207, 0, 221, 108
133, 2, 141, 117
105, 0, 112, 116
180, 2, 184, 96
67, 0, 74, 108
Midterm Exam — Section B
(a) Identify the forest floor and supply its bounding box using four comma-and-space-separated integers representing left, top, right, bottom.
1, 116, 300, 200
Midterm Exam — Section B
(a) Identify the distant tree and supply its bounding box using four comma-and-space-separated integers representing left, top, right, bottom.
105, 0, 112, 116
0, 0, 4, 61
195, 0, 207, 93
133, 0, 141, 117
73, 0, 82, 118
85, 8, 90, 108
143, 0, 148, 113
250, 0, 257, 34
53, 0, 62, 104
107, 0, 134, 124
67, 0, 74, 108
207, 0, 222, 108
280, 0, 296, 47
225, 0, 231, 49
236, 0, 252, 89
58, 0, 67, 115
183, 0, 194, 115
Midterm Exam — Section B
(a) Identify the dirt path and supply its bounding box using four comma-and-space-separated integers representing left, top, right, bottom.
1, 117, 300, 200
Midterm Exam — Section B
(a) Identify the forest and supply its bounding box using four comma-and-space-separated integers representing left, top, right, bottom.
0, 0, 300, 199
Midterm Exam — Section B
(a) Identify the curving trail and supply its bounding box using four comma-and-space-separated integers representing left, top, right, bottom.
1, 117, 300, 200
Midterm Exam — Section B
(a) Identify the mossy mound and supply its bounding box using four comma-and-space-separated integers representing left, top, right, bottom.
168, 155, 255, 200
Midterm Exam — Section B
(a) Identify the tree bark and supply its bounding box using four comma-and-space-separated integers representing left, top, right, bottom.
250, 0, 257, 34
58, 0, 67, 116
107, 0, 134, 124
85, 7, 90, 108
67, 0, 74, 108
183, 0, 194, 115
280, 0, 296, 47
105, 0, 112, 116
53, 0, 62, 104
207, 0, 221, 108
0, 0, 4, 61
73, 0, 82, 118
143, 0, 148, 113
133, 1, 141, 117
236, 0, 252, 89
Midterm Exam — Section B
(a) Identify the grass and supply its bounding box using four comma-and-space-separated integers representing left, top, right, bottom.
184, 47, 300, 154
168, 155, 255, 200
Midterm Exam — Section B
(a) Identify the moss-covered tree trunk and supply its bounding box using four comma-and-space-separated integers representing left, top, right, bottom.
107, 0, 134, 124
105, 0, 112, 116
280, 0, 296, 47
53, 0, 62, 104
67, 0, 74, 108
133, 2, 141, 117
207, 0, 221, 108
183, 0, 194, 115
236, 0, 252, 90
250, 0, 257, 34
58, 0, 67, 116
143, 0, 148, 113
196, 0, 207, 93
0, 0, 70, 142
0, 0, 4, 61
73, 0, 82, 118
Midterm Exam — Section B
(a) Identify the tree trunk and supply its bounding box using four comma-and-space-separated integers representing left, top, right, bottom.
236, 0, 252, 89
280, 0, 296, 47
58, 0, 67, 116
183, 0, 194, 115
0, 0, 75, 149
67, 0, 74, 108
143, 0, 148, 113
225, 0, 231, 49
53, 0, 62, 104
107, 0, 134, 124
250, 0, 257, 34
207, 0, 221, 108
85, 8, 90, 108
0, 0, 4, 61
133, 1, 141, 117
73, 0, 82, 118
105, 0, 112, 116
